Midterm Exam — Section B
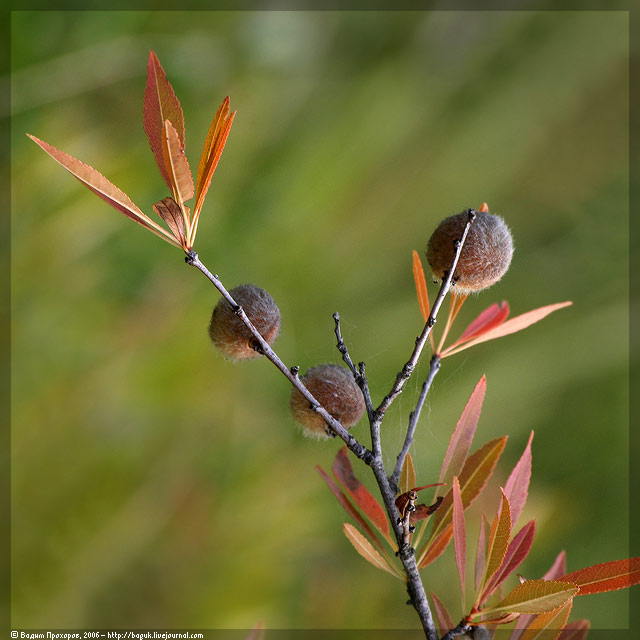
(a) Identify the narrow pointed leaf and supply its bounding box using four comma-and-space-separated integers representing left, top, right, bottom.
557, 620, 590, 640
519, 598, 572, 640
449, 302, 510, 349
453, 476, 467, 602
193, 97, 235, 218
475, 513, 489, 592
474, 612, 520, 626
418, 524, 453, 569
413, 250, 431, 323
399, 451, 416, 494
343, 523, 400, 578
27, 134, 179, 246
164, 119, 194, 205
333, 447, 390, 539
144, 51, 185, 191
244, 621, 265, 640
481, 490, 513, 596
316, 466, 385, 552
483, 521, 536, 601
504, 431, 534, 527
152, 197, 187, 248
438, 375, 487, 492
478, 202, 490, 212
559, 558, 640, 595
442, 303, 573, 356
430, 591, 454, 632
543, 551, 567, 581
480, 580, 578, 617
430, 437, 508, 540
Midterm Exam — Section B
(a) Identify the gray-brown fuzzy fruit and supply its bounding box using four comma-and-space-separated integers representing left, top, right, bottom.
427, 209, 514, 293
290, 364, 365, 438
209, 284, 280, 360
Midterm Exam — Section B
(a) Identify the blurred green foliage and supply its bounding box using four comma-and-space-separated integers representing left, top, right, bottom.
11, 10, 629, 632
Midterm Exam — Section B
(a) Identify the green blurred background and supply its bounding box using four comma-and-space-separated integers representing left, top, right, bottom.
11, 10, 629, 632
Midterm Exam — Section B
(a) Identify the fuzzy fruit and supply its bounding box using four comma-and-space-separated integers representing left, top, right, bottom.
427, 209, 514, 293
209, 284, 280, 360
290, 364, 365, 438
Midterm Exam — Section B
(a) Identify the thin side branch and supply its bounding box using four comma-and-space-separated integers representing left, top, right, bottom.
185, 251, 374, 465
373, 209, 476, 424
440, 621, 473, 640
390, 353, 441, 493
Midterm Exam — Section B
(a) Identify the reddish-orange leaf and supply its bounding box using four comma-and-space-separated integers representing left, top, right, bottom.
27, 134, 180, 247
164, 119, 194, 206
519, 598, 572, 640
559, 558, 640, 595
504, 431, 534, 526
452, 476, 467, 604
478, 580, 578, 617
483, 520, 536, 602
342, 523, 400, 578
244, 621, 265, 640
430, 436, 508, 541
144, 51, 186, 192
193, 97, 236, 219
556, 619, 590, 640
478, 202, 490, 212
442, 303, 573, 356
447, 301, 510, 350
543, 551, 567, 581
152, 197, 187, 248
412, 250, 431, 324
316, 465, 385, 552
438, 375, 487, 492
481, 490, 513, 598
430, 591, 454, 632
333, 447, 390, 539
418, 523, 453, 569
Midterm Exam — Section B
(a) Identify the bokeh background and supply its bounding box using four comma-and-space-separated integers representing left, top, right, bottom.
11, 10, 630, 632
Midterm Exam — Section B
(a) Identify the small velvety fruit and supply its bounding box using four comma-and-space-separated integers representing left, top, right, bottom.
209, 284, 280, 360
426, 209, 514, 293
290, 364, 365, 438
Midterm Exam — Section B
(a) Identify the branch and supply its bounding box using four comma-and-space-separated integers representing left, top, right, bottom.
185, 251, 374, 465
440, 621, 472, 640
373, 209, 476, 424
390, 353, 441, 493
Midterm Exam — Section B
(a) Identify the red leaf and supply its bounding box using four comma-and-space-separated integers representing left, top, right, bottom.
418, 524, 453, 569
557, 619, 590, 640
475, 513, 489, 592
413, 250, 431, 324
504, 431, 534, 526
316, 465, 385, 552
478, 202, 490, 213
152, 197, 187, 248
144, 51, 185, 192
543, 551, 567, 581
559, 558, 640, 595
482, 520, 536, 602
480, 490, 513, 598
453, 476, 467, 603
438, 375, 487, 492
442, 302, 573, 356
333, 447, 390, 539
164, 119, 194, 205
430, 591, 454, 632
449, 301, 510, 348
27, 134, 180, 247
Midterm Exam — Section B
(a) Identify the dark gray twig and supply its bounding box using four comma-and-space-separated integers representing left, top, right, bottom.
185, 251, 374, 465
390, 354, 441, 493
440, 621, 472, 640
373, 209, 476, 425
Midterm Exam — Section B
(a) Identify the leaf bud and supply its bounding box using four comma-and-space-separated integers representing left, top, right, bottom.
290, 364, 365, 438
426, 208, 513, 293
209, 284, 280, 360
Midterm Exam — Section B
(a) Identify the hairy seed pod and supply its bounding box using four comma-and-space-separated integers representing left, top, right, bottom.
290, 364, 365, 438
209, 284, 280, 360
426, 209, 514, 293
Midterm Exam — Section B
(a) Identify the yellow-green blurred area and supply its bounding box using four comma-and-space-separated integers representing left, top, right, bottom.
11, 10, 629, 632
